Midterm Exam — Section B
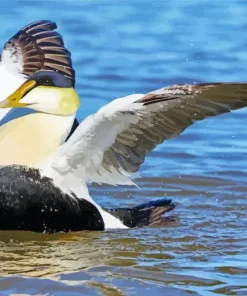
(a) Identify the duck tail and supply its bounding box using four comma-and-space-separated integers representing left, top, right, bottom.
106, 198, 177, 228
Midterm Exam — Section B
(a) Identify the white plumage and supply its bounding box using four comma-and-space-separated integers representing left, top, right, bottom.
0, 45, 26, 122
43, 83, 247, 185
0, 20, 78, 167
38, 82, 247, 228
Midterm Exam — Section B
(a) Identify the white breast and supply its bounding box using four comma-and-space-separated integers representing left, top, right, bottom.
0, 112, 75, 166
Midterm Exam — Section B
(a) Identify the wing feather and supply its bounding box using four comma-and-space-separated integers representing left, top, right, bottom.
47, 83, 247, 185
0, 20, 75, 86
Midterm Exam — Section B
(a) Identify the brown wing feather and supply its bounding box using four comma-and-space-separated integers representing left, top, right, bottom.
102, 83, 247, 174
2, 20, 75, 86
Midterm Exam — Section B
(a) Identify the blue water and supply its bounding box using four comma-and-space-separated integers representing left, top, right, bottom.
0, 1, 247, 295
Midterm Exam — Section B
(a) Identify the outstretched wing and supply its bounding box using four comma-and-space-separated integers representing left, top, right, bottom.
47, 83, 247, 185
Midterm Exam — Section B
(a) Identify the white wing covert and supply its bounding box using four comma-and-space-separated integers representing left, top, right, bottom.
48, 83, 247, 185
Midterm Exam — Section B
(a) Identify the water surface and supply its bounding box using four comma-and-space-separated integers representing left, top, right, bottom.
0, 1, 247, 295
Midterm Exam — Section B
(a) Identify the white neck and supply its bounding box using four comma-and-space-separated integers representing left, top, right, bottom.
0, 112, 75, 167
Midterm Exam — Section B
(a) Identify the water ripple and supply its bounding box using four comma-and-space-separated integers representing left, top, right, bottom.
0, 0, 247, 295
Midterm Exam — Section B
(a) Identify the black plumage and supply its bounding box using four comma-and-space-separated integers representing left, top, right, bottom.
0, 165, 104, 233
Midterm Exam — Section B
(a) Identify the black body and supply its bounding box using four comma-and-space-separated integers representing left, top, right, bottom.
0, 165, 104, 233
0, 165, 177, 233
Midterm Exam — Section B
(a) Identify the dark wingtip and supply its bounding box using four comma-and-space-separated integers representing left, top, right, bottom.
106, 198, 177, 228
19, 20, 58, 33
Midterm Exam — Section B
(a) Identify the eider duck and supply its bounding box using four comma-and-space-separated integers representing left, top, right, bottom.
0, 70, 247, 232
0, 20, 79, 166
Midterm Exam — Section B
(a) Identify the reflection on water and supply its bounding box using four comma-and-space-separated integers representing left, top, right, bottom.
0, 0, 247, 295
1, 176, 247, 295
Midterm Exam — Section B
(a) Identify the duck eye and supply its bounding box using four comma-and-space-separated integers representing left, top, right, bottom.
37, 77, 54, 86
43, 79, 52, 86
